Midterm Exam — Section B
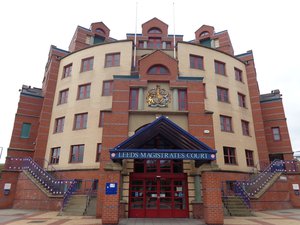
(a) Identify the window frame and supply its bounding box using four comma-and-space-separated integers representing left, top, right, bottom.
238, 92, 246, 108
96, 143, 102, 162
54, 117, 65, 133
147, 65, 169, 75
77, 83, 91, 100
50, 147, 60, 164
217, 86, 229, 103
58, 89, 69, 105
189, 54, 204, 70
245, 149, 254, 167
178, 89, 187, 111
241, 120, 250, 136
223, 146, 237, 165
69, 144, 84, 163
74, 113, 88, 130
214, 60, 226, 75
81, 57, 94, 72
220, 115, 233, 132
102, 80, 113, 96
20, 123, 31, 139
105, 52, 120, 67
62, 63, 72, 78
235, 67, 243, 82
129, 88, 139, 110
272, 127, 281, 141
99, 111, 105, 127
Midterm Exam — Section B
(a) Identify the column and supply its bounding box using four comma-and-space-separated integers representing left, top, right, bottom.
202, 171, 224, 225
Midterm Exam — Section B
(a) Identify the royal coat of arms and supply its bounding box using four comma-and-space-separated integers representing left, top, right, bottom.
146, 85, 170, 108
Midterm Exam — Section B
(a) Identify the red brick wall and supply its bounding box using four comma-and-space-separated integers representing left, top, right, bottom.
69, 27, 92, 52
0, 171, 19, 208
33, 47, 67, 164
13, 172, 61, 210
261, 100, 293, 160
238, 53, 269, 167
202, 171, 224, 225
8, 94, 43, 155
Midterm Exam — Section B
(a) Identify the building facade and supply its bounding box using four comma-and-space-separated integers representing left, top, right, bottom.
1, 18, 297, 225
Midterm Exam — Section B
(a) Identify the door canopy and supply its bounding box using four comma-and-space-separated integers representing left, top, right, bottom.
110, 116, 216, 164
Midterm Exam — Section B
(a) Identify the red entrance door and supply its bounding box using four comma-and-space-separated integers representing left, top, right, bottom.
129, 173, 188, 218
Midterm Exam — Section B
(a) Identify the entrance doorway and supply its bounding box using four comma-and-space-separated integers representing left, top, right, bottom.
129, 160, 189, 218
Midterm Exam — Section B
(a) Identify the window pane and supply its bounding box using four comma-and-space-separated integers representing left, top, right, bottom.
21, 123, 31, 138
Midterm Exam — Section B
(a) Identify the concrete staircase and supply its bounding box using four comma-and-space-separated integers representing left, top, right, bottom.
222, 196, 252, 216
60, 195, 87, 216
85, 196, 97, 216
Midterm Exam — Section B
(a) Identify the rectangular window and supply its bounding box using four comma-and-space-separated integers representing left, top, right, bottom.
63, 64, 72, 78
223, 146, 237, 165
217, 87, 229, 102
245, 150, 254, 167
148, 38, 161, 49
238, 93, 246, 108
54, 117, 65, 133
190, 54, 204, 70
77, 83, 91, 100
21, 123, 31, 138
81, 57, 94, 72
70, 145, 84, 163
241, 120, 250, 136
272, 127, 281, 141
102, 80, 113, 96
220, 115, 233, 132
50, 147, 60, 164
129, 88, 139, 110
215, 60, 226, 75
105, 53, 120, 67
74, 113, 88, 130
96, 143, 102, 162
235, 68, 243, 82
58, 89, 69, 105
178, 89, 187, 111
203, 83, 207, 99
99, 111, 105, 127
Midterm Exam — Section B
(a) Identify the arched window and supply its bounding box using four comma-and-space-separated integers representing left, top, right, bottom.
200, 31, 209, 37
148, 27, 162, 34
147, 65, 169, 75
95, 28, 105, 35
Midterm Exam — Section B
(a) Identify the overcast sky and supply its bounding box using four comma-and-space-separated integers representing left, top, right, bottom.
0, 0, 299, 163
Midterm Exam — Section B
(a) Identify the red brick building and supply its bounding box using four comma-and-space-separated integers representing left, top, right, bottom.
1, 18, 298, 225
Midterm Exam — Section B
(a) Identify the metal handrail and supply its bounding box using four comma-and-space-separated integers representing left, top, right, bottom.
5, 157, 73, 195
60, 179, 77, 213
84, 179, 96, 215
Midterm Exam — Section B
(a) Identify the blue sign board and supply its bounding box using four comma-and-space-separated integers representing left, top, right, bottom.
110, 149, 216, 161
105, 182, 118, 195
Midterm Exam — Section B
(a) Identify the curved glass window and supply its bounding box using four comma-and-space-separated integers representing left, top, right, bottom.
147, 65, 169, 75
148, 27, 162, 34
95, 28, 105, 35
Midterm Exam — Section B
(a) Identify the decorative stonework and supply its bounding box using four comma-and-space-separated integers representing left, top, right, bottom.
146, 85, 170, 108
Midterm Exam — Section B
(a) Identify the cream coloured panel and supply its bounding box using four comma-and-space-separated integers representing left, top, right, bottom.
45, 41, 133, 170
177, 42, 259, 172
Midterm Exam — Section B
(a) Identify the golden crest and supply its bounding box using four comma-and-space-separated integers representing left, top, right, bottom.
146, 85, 170, 108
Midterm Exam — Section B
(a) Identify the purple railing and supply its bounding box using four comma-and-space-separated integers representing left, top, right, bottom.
237, 160, 299, 198
61, 179, 77, 212
5, 157, 74, 195
222, 160, 299, 208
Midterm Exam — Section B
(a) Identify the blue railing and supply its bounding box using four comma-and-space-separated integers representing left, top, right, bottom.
223, 160, 299, 208
61, 179, 77, 212
5, 157, 74, 195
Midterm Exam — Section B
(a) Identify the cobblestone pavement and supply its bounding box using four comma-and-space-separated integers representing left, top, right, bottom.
1, 209, 300, 225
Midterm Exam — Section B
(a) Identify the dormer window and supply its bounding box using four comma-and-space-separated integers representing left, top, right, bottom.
147, 65, 169, 75
148, 27, 162, 34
